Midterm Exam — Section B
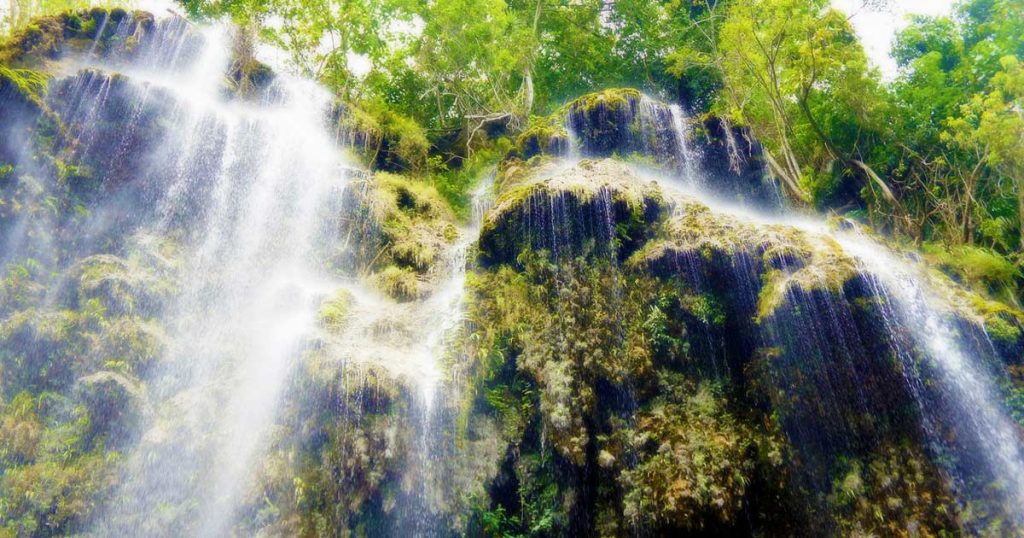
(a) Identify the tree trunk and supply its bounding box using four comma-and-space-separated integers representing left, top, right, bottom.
522, 68, 534, 117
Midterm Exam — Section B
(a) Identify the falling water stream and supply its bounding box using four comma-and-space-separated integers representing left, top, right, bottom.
836, 233, 1024, 511
563, 99, 1024, 521
3, 12, 1024, 533
52, 20, 360, 536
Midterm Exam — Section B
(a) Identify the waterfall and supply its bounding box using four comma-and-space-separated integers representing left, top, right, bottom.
561, 91, 783, 208
667, 103, 703, 186
30, 21, 359, 536
836, 232, 1024, 516
642, 171, 1024, 523
563, 111, 581, 162
5, 10, 1024, 535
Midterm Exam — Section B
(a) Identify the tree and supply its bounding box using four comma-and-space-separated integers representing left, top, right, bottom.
947, 56, 1024, 248
709, 0, 886, 203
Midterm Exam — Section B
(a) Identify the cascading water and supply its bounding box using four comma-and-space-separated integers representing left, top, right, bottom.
561, 91, 783, 208
836, 232, 1024, 515
308, 169, 495, 535
29, 19, 359, 536
637, 153, 1024, 523
667, 103, 703, 186
5, 10, 1024, 535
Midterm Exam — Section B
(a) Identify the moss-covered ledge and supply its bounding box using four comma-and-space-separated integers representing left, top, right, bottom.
337, 171, 459, 301
478, 159, 666, 267
0, 8, 156, 67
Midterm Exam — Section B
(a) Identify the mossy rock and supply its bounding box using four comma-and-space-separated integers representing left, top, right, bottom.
0, 9, 157, 66
478, 159, 665, 267
369, 265, 422, 302
973, 298, 1024, 364
570, 87, 642, 115
621, 380, 783, 531
337, 103, 430, 173
45, 69, 175, 195
95, 317, 167, 375
565, 88, 645, 155
0, 307, 102, 396
337, 172, 458, 292
318, 288, 354, 332
0, 66, 49, 108
691, 116, 783, 207
0, 66, 51, 163
75, 370, 146, 445
461, 155, 1010, 535
72, 254, 175, 316
504, 88, 646, 163
241, 354, 423, 537
505, 89, 784, 209
513, 122, 569, 160
227, 58, 276, 97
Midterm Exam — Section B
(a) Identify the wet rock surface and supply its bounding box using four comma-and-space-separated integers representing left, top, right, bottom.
1, 20, 1023, 537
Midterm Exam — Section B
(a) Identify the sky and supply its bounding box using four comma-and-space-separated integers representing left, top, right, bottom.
833, 0, 957, 78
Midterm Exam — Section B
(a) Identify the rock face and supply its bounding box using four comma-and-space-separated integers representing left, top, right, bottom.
478, 159, 665, 267
3, 22, 1024, 537
336, 172, 460, 300
510, 89, 783, 209
453, 157, 1023, 536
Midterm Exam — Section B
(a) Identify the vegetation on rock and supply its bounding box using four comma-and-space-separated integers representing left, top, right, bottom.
2, 1, 1024, 537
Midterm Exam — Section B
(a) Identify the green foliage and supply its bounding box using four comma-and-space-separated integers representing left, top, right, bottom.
826, 446, 959, 536
621, 378, 771, 530
433, 141, 508, 217
317, 288, 353, 332
0, 65, 49, 105
0, 390, 122, 537
921, 242, 1020, 296
370, 265, 420, 301
1007, 366, 1024, 426
1, 1, 90, 41
1, 8, 145, 64
712, 0, 884, 203
374, 172, 456, 271
341, 101, 430, 173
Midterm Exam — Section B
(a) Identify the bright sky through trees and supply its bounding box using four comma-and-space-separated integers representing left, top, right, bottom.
835, 0, 956, 77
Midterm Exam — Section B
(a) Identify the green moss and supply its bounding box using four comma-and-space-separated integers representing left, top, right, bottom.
96, 317, 165, 375
376, 172, 451, 219
244, 357, 416, 538
622, 379, 775, 530
1, 9, 157, 68
921, 242, 1019, 297
514, 122, 567, 159
230, 58, 276, 96
339, 102, 429, 173
340, 171, 459, 295
0, 391, 43, 464
985, 313, 1022, 345
0, 65, 50, 107
376, 172, 456, 274
826, 445, 959, 536
386, 112, 429, 171
370, 265, 420, 301
568, 87, 641, 115
682, 294, 726, 326
318, 288, 354, 332
0, 409, 120, 538
73, 254, 174, 315
479, 159, 665, 266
